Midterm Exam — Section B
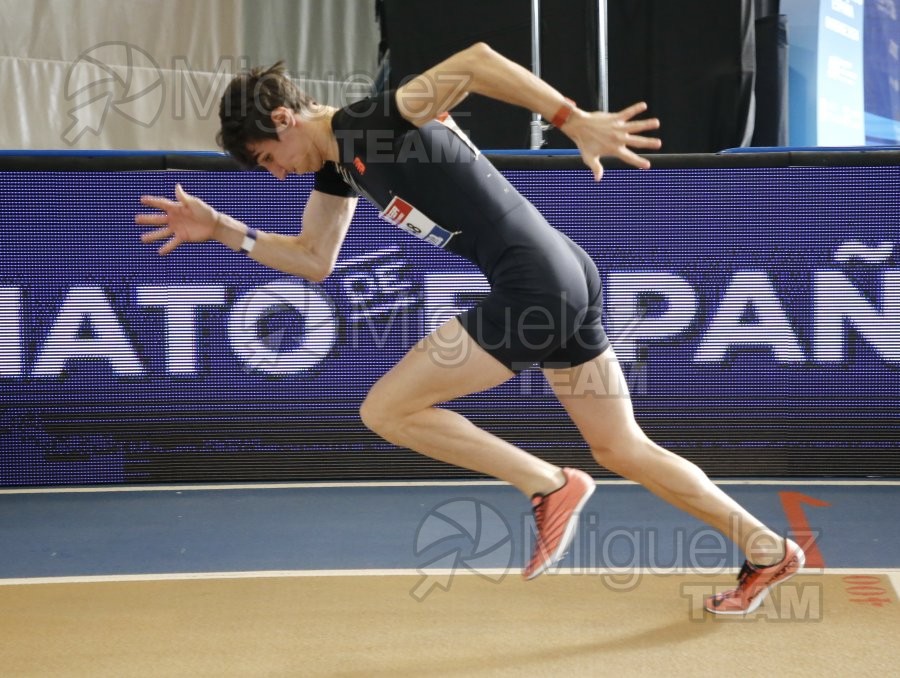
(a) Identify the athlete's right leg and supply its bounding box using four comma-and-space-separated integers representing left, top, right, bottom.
359, 318, 564, 498
543, 348, 787, 566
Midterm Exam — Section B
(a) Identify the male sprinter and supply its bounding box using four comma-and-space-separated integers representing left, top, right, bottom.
137, 43, 804, 613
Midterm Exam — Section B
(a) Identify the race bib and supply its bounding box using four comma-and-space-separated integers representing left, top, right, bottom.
380, 196, 458, 248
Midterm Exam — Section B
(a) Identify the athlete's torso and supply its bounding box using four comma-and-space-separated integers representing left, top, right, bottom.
320, 91, 569, 279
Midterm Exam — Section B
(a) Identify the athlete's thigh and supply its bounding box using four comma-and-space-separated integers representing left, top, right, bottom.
542, 346, 642, 446
368, 317, 517, 412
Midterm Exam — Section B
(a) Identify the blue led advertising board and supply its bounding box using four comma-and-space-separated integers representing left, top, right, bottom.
1, 165, 898, 484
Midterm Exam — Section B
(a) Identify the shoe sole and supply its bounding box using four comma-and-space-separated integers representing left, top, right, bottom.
705, 544, 806, 616
524, 480, 596, 581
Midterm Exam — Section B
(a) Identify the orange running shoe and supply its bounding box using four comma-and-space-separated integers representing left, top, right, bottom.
704, 539, 806, 615
523, 468, 595, 580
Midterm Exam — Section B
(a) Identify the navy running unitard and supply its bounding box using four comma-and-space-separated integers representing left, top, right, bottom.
318, 90, 609, 372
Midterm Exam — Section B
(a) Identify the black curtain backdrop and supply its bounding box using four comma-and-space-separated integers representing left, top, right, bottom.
607, 0, 757, 153
381, 1, 784, 153
382, 0, 599, 149
751, 0, 788, 146
752, 12, 789, 146
754, 0, 780, 19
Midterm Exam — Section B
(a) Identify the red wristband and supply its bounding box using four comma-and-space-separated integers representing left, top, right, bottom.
550, 98, 576, 128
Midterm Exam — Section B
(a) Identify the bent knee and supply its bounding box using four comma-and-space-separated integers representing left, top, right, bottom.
359, 386, 414, 438
359, 393, 390, 435
587, 426, 651, 463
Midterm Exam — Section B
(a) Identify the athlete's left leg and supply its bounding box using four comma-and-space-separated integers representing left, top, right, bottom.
359, 318, 564, 497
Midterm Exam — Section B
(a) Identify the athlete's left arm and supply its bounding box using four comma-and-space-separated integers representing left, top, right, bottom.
395, 42, 661, 180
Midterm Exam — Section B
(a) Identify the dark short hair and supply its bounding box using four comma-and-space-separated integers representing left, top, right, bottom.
216, 61, 316, 167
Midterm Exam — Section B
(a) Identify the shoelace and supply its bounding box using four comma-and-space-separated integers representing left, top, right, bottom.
736, 561, 756, 584
532, 498, 547, 534
530, 497, 548, 559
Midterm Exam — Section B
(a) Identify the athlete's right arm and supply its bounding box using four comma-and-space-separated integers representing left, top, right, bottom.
137, 184, 357, 283
396, 42, 661, 181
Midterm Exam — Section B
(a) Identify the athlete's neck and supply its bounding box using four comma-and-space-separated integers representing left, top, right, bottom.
306, 105, 341, 164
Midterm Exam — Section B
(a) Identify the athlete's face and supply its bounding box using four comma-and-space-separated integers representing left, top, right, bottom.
248, 107, 325, 180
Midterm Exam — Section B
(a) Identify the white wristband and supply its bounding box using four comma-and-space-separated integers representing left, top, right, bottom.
241, 227, 259, 253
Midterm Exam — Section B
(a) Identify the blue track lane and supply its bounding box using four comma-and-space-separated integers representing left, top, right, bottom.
0, 483, 897, 579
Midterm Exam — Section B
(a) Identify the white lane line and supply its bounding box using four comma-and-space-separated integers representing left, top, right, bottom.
889, 572, 900, 601
2, 479, 899, 495
2, 567, 899, 587
0, 481, 510, 494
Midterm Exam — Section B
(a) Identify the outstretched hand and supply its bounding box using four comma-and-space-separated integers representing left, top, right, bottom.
136, 183, 220, 255
562, 102, 662, 181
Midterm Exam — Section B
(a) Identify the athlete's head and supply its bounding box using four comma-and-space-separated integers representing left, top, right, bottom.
217, 61, 317, 168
